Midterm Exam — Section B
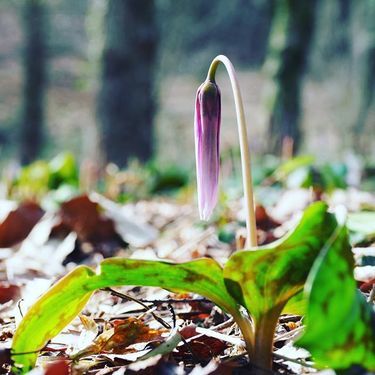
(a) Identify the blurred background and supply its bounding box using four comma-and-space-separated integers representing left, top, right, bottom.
0, 0, 374, 177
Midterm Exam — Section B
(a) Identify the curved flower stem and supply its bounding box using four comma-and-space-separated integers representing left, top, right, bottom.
207, 55, 257, 248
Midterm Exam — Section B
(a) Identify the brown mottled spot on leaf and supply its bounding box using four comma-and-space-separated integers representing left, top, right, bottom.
183, 272, 206, 284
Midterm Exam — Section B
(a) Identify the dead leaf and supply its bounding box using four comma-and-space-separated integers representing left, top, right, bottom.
79, 315, 97, 331
51, 195, 126, 260
0, 202, 44, 248
0, 283, 20, 304
103, 318, 165, 353
255, 205, 280, 231
177, 336, 227, 361
54, 195, 117, 243
0, 348, 12, 374
72, 317, 165, 360
179, 324, 198, 339
359, 278, 375, 292
44, 359, 71, 375
177, 326, 227, 361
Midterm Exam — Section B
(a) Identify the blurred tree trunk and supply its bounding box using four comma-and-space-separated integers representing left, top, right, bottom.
336, 0, 351, 56
264, 0, 317, 155
98, 0, 157, 167
20, 0, 47, 165
352, 0, 375, 142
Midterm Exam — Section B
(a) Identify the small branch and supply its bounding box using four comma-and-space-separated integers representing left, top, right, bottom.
138, 297, 212, 305
274, 353, 315, 369
101, 287, 171, 329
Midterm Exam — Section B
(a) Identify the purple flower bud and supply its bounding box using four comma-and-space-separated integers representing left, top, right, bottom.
194, 80, 221, 220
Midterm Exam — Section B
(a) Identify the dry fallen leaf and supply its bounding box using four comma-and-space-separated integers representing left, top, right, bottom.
0, 201, 44, 248
0, 283, 20, 304
0, 348, 12, 374
71, 317, 166, 359
44, 359, 71, 375
53, 195, 118, 244
51, 194, 126, 260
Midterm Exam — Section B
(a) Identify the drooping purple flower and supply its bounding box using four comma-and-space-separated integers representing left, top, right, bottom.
194, 79, 221, 220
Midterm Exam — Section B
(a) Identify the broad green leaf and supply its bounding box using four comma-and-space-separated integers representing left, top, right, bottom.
12, 266, 96, 372
224, 202, 337, 322
12, 258, 238, 373
89, 258, 238, 314
223, 203, 337, 368
297, 225, 375, 370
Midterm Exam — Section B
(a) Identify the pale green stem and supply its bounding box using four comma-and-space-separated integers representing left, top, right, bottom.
232, 310, 255, 358
253, 312, 280, 371
207, 55, 257, 248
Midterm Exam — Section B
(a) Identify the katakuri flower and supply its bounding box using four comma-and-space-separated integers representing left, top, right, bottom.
194, 79, 221, 220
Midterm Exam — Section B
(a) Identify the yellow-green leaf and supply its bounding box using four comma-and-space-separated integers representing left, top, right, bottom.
11, 258, 238, 373
12, 266, 95, 372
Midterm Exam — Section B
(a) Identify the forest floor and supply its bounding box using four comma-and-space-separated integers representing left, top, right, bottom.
0, 168, 374, 374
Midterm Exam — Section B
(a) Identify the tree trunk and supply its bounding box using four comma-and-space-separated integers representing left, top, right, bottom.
20, 0, 47, 165
265, 0, 317, 155
98, 0, 158, 167
352, 0, 375, 141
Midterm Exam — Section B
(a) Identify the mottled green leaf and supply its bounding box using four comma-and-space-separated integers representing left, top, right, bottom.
12, 258, 238, 373
224, 202, 337, 322
282, 291, 306, 315
297, 225, 375, 370
90, 258, 238, 314
223, 203, 338, 368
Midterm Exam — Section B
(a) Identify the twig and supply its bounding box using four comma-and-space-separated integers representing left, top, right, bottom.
138, 297, 211, 305
210, 317, 235, 331
274, 325, 305, 342
167, 303, 176, 328
101, 287, 171, 329
278, 315, 302, 323
103, 288, 206, 363
273, 353, 315, 369
17, 299, 24, 318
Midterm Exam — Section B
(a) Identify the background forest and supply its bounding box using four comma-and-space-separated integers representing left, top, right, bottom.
0, 0, 374, 173
0, 2, 375, 374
